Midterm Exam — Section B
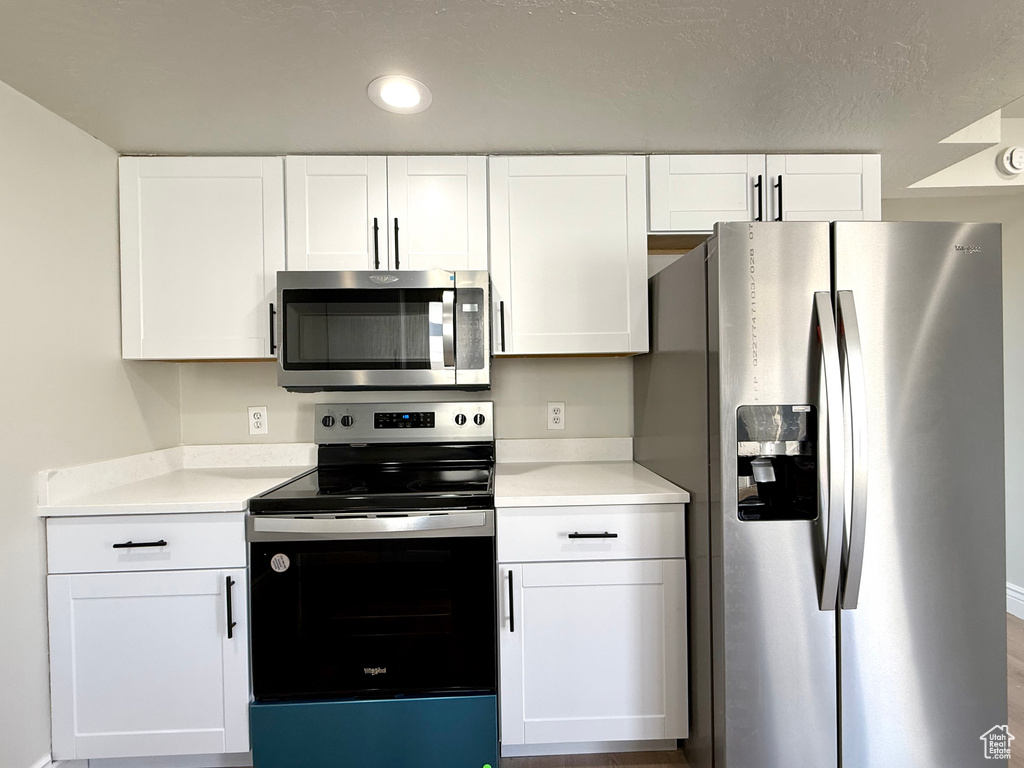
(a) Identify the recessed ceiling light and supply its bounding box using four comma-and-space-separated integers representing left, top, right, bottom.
367, 75, 432, 114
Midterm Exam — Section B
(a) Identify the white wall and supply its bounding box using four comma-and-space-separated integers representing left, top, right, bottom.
179, 357, 633, 443
0, 80, 182, 768
883, 194, 1024, 598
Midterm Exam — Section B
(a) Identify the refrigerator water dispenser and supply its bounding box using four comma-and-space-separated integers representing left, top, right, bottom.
736, 404, 817, 521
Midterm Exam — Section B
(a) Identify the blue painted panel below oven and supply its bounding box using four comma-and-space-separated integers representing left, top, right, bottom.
250, 694, 498, 768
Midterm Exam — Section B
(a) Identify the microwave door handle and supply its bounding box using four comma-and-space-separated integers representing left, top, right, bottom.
428, 300, 444, 369
442, 290, 456, 368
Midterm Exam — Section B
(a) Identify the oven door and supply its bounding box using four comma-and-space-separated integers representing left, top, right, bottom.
276, 270, 489, 391
249, 526, 496, 702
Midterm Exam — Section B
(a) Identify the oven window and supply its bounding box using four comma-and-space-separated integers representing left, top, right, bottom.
250, 537, 496, 702
282, 288, 446, 370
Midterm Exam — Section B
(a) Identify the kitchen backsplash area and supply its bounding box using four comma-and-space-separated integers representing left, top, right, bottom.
178, 356, 634, 444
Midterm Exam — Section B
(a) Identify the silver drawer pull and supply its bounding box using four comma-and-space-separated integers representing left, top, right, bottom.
567, 532, 618, 539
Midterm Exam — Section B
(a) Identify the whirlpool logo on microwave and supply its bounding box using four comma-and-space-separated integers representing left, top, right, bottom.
955, 244, 982, 254
363, 667, 387, 676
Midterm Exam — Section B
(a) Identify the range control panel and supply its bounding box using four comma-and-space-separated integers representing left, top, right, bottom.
374, 411, 436, 429
315, 401, 493, 444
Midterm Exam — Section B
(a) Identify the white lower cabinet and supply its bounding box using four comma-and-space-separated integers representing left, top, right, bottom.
498, 558, 688, 748
46, 514, 250, 761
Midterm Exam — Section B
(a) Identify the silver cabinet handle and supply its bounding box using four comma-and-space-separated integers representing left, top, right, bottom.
442, 289, 456, 368
838, 290, 868, 609
815, 292, 844, 611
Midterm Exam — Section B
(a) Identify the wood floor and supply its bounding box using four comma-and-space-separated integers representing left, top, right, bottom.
503, 613, 1024, 768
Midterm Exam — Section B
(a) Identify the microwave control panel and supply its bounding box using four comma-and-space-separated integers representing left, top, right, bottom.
456, 287, 486, 371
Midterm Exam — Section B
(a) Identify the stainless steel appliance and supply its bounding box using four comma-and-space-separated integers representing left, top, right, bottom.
274, 270, 490, 392
246, 401, 497, 768
634, 222, 1008, 768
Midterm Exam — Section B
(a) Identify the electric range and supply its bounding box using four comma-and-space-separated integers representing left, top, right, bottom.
247, 401, 498, 768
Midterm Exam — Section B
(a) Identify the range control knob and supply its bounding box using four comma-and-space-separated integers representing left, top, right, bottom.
321, 415, 335, 428
454, 414, 467, 426
340, 415, 355, 428
473, 413, 487, 426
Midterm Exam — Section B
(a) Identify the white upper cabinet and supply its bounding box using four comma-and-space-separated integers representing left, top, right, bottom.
648, 154, 766, 233
285, 155, 488, 272
285, 156, 388, 270
119, 156, 285, 360
387, 156, 488, 271
489, 155, 649, 356
766, 153, 881, 222
647, 153, 881, 232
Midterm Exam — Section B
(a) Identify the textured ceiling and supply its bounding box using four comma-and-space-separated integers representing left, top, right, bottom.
0, 0, 1022, 195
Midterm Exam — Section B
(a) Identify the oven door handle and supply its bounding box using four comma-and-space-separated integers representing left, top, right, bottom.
250, 512, 488, 536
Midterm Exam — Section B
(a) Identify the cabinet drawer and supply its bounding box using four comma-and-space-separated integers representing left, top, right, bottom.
497, 504, 685, 563
46, 513, 246, 574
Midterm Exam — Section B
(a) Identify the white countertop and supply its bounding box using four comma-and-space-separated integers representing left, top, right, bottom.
37, 440, 689, 517
38, 444, 315, 517
495, 460, 690, 507
40, 466, 308, 517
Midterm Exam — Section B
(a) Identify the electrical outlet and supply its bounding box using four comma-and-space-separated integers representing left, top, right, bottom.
248, 406, 269, 436
547, 402, 566, 431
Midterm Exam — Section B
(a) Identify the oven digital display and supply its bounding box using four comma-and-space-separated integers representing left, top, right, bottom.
374, 411, 435, 429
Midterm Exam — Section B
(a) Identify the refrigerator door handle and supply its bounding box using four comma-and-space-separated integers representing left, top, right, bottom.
838, 290, 868, 609
815, 291, 844, 611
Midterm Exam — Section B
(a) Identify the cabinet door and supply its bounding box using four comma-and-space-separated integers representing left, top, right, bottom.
386, 156, 487, 271
766, 154, 881, 222
499, 560, 687, 746
285, 156, 388, 270
489, 156, 648, 355
119, 157, 285, 359
48, 569, 249, 760
648, 154, 766, 232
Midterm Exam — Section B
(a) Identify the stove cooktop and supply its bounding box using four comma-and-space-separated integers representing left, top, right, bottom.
249, 401, 496, 515
249, 465, 494, 514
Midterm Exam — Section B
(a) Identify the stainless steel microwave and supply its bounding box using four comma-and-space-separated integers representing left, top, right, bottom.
275, 270, 490, 391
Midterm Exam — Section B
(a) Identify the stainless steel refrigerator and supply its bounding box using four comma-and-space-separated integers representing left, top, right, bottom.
634, 222, 1008, 768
